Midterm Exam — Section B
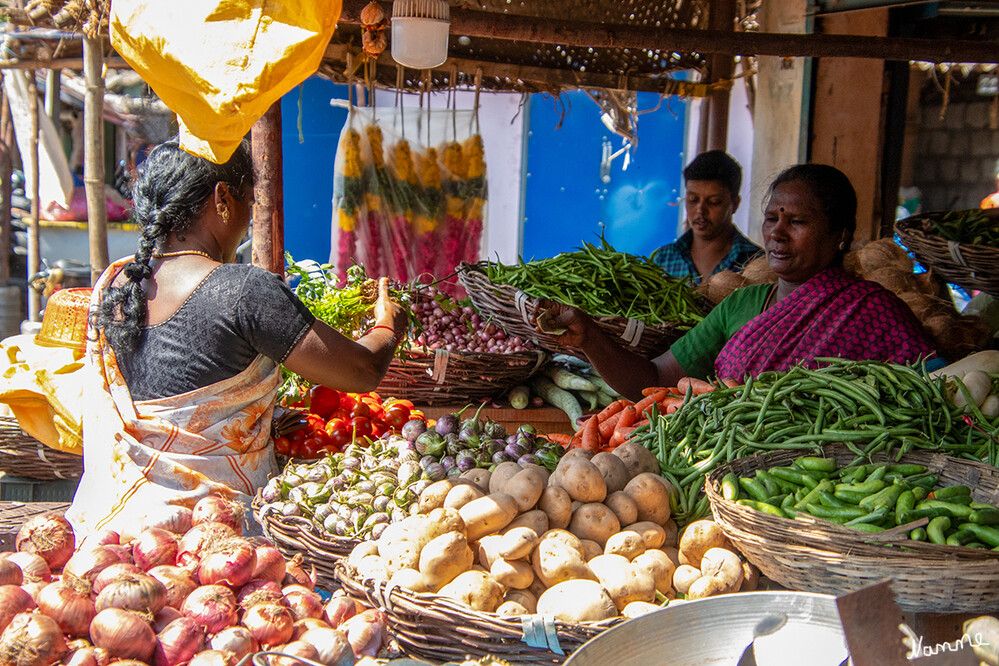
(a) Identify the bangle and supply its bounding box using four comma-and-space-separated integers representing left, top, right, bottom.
365, 325, 398, 339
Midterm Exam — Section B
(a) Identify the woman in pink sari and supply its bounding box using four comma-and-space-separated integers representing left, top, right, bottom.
537, 164, 940, 401
67, 139, 407, 539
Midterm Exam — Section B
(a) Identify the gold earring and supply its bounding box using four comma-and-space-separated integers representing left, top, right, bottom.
217, 203, 230, 225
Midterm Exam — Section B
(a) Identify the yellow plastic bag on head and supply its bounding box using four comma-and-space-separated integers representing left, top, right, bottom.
110, 0, 342, 163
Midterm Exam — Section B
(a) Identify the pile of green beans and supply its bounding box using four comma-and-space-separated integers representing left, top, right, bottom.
484, 239, 706, 326
628, 358, 999, 527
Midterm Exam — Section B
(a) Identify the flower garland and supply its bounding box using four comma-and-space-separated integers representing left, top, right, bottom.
462, 134, 487, 265
387, 138, 417, 281
334, 126, 364, 284
361, 123, 388, 277
414, 146, 443, 280
438, 140, 467, 293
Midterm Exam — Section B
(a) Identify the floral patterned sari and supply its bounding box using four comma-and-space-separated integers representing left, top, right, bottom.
66, 258, 279, 539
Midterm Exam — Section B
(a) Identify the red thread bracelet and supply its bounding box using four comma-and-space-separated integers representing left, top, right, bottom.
366, 325, 397, 338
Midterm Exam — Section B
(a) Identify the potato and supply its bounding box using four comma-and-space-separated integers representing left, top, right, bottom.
579, 539, 603, 562
623, 473, 672, 526
612, 441, 660, 479
687, 573, 731, 600
437, 570, 504, 612
519, 463, 551, 486
388, 567, 428, 593
678, 520, 731, 569
591, 452, 631, 494
588, 554, 656, 610
419, 479, 459, 513
496, 600, 531, 617
459, 493, 519, 541
624, 521, 667, 549
661, 546, 680, 570
443, 484, 485, 510
348, 541, 380, 569
355, 555, 389, 581
423, 507, 465, 540
504, 589, 537, 614
501, 468, 545, 513
604, 531, 646, 561
621, 601, 661, 619
568, 503, 621, 547
378, 516, 431, 575
535, 528, 583, 554
490, 557, 534, 589
532, 537, 595, 587
633, 549, 676, 595
672, 564, 702, 595
558, 448, 595, 465
489, 462, 524, 495
537, 580, 618, 623
419, 532, 474, 591
502, 510, 549, 538
699, 548, 744, 592
460, 468, 492, 493
604, 491, 639, 527
537, 487, 573, 530
554, 458, 607, 503
477, 535, 506, 570
740, 562, 760, 592
499, 527, 540, 561
661, 519, 678, 548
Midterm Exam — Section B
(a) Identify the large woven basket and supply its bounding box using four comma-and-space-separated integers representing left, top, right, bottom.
457, 264, 692, 360
251, 491, 359, 593
705, 444, 999, 613
895, 210, 999, 296
335, 559, 621, 664
0, 416, 82, 480
377, 348, 547, 405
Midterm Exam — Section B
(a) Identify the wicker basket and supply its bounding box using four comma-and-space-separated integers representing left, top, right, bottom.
0, 501, 70, 551
705, 444, 999, 613
35, 288, 91, 351
457, 264, 691, 360
895, 211, 999, 296
0, 416, 82, 480
251, 491, 359, 593
377, 348, 547, 406
334, 559, 621, 665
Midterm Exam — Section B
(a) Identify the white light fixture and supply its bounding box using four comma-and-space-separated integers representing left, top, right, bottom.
391, 0, 450, 69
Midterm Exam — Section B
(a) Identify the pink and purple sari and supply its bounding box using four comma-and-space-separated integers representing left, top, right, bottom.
714, 267, 938, 380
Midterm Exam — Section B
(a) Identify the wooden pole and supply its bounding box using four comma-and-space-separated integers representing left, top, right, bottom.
251, 101, 284, 275
0, 56, 129, 71
83, 35, 108, 285
27, 75, 39, 322
706, 0, 737, 151
0, 83, 11, 286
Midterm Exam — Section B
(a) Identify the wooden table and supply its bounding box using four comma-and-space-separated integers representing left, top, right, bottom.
415, 405, 576, 436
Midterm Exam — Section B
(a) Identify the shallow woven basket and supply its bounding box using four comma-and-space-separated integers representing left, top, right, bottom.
705, 444, 999, 613
895, 211, 999, 296
457, 263, 691, 360
0, 501, 70, 551
377, 347, 547, 405
251, 491, 359, 593
334, 559, 621, 664
35, 287, 91, 351
0, 416, 82, 480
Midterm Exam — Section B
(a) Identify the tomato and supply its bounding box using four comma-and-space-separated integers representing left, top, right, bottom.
410, 410, 426, 421
299, 438, 325, 459
359, 391, 381, 402
350, 416, 373, 439
327, 424, 352, 449
325, 417, 349, 434
309, 385, 341, 420
273, 436, 291, 456
322, 442, 341, 454
366, 403, 385, 422
339, 393, 357, 410
371, 421, 388, 438
311, 429, 333, 448
383, 406, 411, 430
329, 407, 351, 422
384, 398, 415, 411
287, 440, 303, 458
288, 427, 309, 445
350, 401, 371, 419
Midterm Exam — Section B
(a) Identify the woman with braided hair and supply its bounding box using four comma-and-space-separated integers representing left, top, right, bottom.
66, 139, 407, 538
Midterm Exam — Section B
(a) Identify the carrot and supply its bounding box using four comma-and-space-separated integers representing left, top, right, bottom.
641, 386, 671, 397
720, 377, 741, 388
598, 411, 626, 440
678, 377, 715, 395
630, 418, 650, 429
596, 400, 629, 423
544, 433, 577, 448
617, 405, 637, 429
633, 390, 670, 417
608, 425, 641, 449
579, 414, 601, 452
658, 395, 686, 414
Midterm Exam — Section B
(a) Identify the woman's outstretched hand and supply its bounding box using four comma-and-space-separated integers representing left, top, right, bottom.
374, 277, 408, 341
529, 298, 590, 347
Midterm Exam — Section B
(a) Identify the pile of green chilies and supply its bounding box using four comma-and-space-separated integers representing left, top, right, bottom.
484, 239, 705, 327
920, 209, 999, 247
628, 357, 999, 527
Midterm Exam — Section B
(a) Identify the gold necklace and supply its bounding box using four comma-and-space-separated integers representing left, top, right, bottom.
152, 250, 218, 261
763, 284, 778, 311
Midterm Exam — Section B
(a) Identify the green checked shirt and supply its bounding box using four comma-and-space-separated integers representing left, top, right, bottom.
650, 228, 762, 284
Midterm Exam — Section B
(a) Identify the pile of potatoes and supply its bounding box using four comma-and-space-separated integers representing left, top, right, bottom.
345, 441, 758, 625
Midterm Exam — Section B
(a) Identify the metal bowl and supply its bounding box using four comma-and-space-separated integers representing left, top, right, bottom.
564, 591, 850, 666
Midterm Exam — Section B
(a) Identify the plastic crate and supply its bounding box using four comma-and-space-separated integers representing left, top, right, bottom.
0, 475, 79, 502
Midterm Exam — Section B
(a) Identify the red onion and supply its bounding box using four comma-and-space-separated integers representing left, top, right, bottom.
208, 626, 258, 661
63, 646, 111, 666
0, 558, 21, 586
177, 522, 236, 566
79, 529, 119, 551
145, 506, 194, 535
89, 608, 156, 662
153, 606, 183, 632
339, 608, 388, 657
0, 612, 68, 666
188, 650, 235, 666
282, 584, 324, 621
241, 602, 294, 647
20, 581, 46, 603
36, 577, 97, 637
103, 543, 135, 565
191, 496, 244, 533
62, 546, 120, 584
0, 585, 36, 634
282, 553, 315, 591
252, 546, 286, 584
15, 513, 75, 570
299, 627, 354, 666
148, 564, 199, 610
236, 579, 285, 611
323, 596, 357, 628
132, 527, 179, 571
269, 640, 319, 665
291, 617, 331, 640
92, 562, 144, 595
181, 585, 238, 634
153, 616, 206, 666
198, 537, 256, 589
95, 572, 167, 615
6, 551, 50, 583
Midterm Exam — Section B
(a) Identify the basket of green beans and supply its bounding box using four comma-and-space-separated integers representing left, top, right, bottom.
456, 241, 709, 359
704, 444, 999, 613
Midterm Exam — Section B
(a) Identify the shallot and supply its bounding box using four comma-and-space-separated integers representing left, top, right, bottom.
148, 564, 199, 610
177, 522, 236, 566
298, 627, 355, 666
282, 584, 324, 621
6, 551, 50, 583
252, 545, 287, 584
322, 596, 357, 628
153, 606, 183, 632
36, 577, 97, 637
89, 608, 157, 663
198, 537, 257, 589
188, 650, 235, 666
62, 546, 120, 584
15, 513, 76, 570
92, 562, 144, 595
152, 616, 205, 666
191, 496, 244, 533
181, 585, 239, 634
269, 640, 319, 665
95, 571, 167, 615
291, 617, 331, 640
0, 558, 21, 586
208, 626, 258, 661
241, 602, 295, 647
132, 527, 179, 571
0, 585, 36, 634
0, 612, 68, 666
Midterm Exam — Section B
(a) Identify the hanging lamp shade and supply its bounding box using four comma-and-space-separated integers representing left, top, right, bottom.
391, 0, 450, 69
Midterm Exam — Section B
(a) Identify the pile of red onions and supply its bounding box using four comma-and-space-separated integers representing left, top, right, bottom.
0, 497, 389, 665
410, 286, 534, 353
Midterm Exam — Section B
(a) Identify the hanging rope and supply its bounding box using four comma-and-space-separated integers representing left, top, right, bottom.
473, 67, 483, 135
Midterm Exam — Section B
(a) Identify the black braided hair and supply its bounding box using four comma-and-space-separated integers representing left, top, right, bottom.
93, 138, 253, 354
